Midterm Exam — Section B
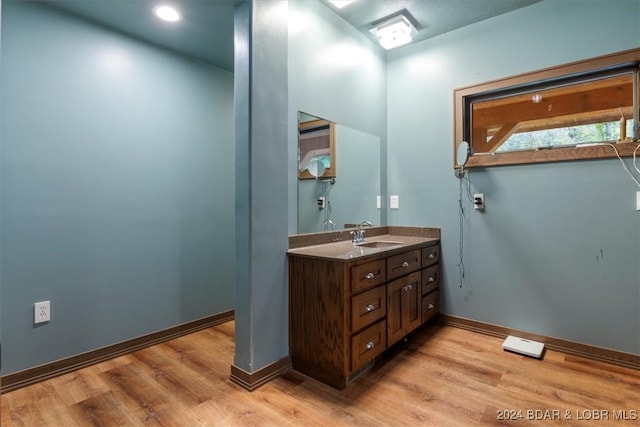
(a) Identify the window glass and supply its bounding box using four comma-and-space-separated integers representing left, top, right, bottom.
471, 72, 634, 154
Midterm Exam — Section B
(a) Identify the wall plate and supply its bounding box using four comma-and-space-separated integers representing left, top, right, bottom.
390, 195, 399, 209
473, 193, 485, 210
34, 300, 51, 324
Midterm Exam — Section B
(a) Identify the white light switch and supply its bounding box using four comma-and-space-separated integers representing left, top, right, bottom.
376, 195, 381, 209
637, 191, 640, 211
390, 195, 399, 210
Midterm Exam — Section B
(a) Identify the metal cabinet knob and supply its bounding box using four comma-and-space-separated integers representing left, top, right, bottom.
428, 277, 435, 283
366, 341, 375, 350
402, 261, 409, 267
427, 303, 434, 310
428, 253, 435, 259
365, 272, 375, 279
365, 304, 375, 312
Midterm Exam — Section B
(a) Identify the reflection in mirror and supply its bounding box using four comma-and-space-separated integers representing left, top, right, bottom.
298, 113, 381, 234
298, 112, 336, 180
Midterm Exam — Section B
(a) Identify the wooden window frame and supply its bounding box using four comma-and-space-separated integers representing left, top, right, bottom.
453, 48, 640, 168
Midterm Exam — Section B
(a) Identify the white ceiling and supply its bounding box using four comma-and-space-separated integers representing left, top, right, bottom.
32, 0, 543, 72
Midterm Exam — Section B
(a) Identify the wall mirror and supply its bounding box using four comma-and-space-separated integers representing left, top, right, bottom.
297, 112, 381, 234
298, 112, 336, 180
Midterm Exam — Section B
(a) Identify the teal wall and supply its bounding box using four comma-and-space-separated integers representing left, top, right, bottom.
1, 2, 235, 374
288, 0, 387, 234
387, 0, 640, 353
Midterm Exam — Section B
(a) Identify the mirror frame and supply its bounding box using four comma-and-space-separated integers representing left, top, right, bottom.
298, 116, 336, 180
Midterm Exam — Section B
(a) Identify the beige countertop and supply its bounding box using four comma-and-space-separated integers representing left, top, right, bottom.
287, 227, 439, 261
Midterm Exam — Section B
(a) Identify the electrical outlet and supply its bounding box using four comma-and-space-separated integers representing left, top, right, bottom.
317, 196, 326, 209
637, 191, 640, 211
473, 193, 485, 211
34, 301, 50, 324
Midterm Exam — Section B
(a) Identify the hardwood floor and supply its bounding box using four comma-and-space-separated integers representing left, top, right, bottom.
2, 321, 639, 426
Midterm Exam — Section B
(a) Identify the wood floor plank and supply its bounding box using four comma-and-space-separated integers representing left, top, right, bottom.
2, 321, 639, 426
69, 390, 140, 426
131, 345, 218, 407
53, 368, 112, 407
101, 363, 173, 423
1, 382, 79, 427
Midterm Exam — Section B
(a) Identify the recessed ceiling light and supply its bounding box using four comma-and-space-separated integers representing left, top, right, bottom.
329, 1, 354, 9
153, 5, 182, 22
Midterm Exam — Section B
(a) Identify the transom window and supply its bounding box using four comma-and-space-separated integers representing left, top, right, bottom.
454, 49, 640, 168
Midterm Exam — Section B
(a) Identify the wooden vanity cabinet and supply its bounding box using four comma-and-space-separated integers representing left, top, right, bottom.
289, 241, 440, 389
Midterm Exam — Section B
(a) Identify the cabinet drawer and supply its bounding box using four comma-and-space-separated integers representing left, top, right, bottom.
387, 249, 421, 280
351, 320, 386, 371
351, 286, 386, 333
421, 291, 439, 323
351, 259, 386, 293
421, 265, 440, 295
422, 245, 440, 268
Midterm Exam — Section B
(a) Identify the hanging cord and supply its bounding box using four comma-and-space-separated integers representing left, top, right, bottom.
457, 175, 465, 288
321, 178, 336, 231
457, 169, 474, 288
605, 143, 640, 189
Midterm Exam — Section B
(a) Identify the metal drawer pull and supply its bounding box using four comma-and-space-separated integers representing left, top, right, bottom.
428, 277, 435, 283
402, 261, 409, 267
365, 304, 375, 312
428, 253, 435, 259
402, 284, 413, 291
366, 341, 375, 350
365, 272, 375, 279
427, 303, 434, 310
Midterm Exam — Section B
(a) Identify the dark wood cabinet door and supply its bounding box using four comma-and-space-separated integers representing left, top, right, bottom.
387, 271, 421, 346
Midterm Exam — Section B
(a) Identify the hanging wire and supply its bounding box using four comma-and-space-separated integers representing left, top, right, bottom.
605, 143, 640, 189
457, 168, 476, 288
321, 178, 336, 231
456, 168, 473, 288
457, 174, 465, 288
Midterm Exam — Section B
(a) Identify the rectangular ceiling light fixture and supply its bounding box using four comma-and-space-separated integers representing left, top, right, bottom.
329, 0, 354, 8
369, 13, 417, 50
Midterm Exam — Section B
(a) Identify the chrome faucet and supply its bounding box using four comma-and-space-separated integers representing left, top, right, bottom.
351, 220, 372, 244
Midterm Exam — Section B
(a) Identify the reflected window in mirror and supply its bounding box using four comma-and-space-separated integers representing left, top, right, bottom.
298, 112, 336, 179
